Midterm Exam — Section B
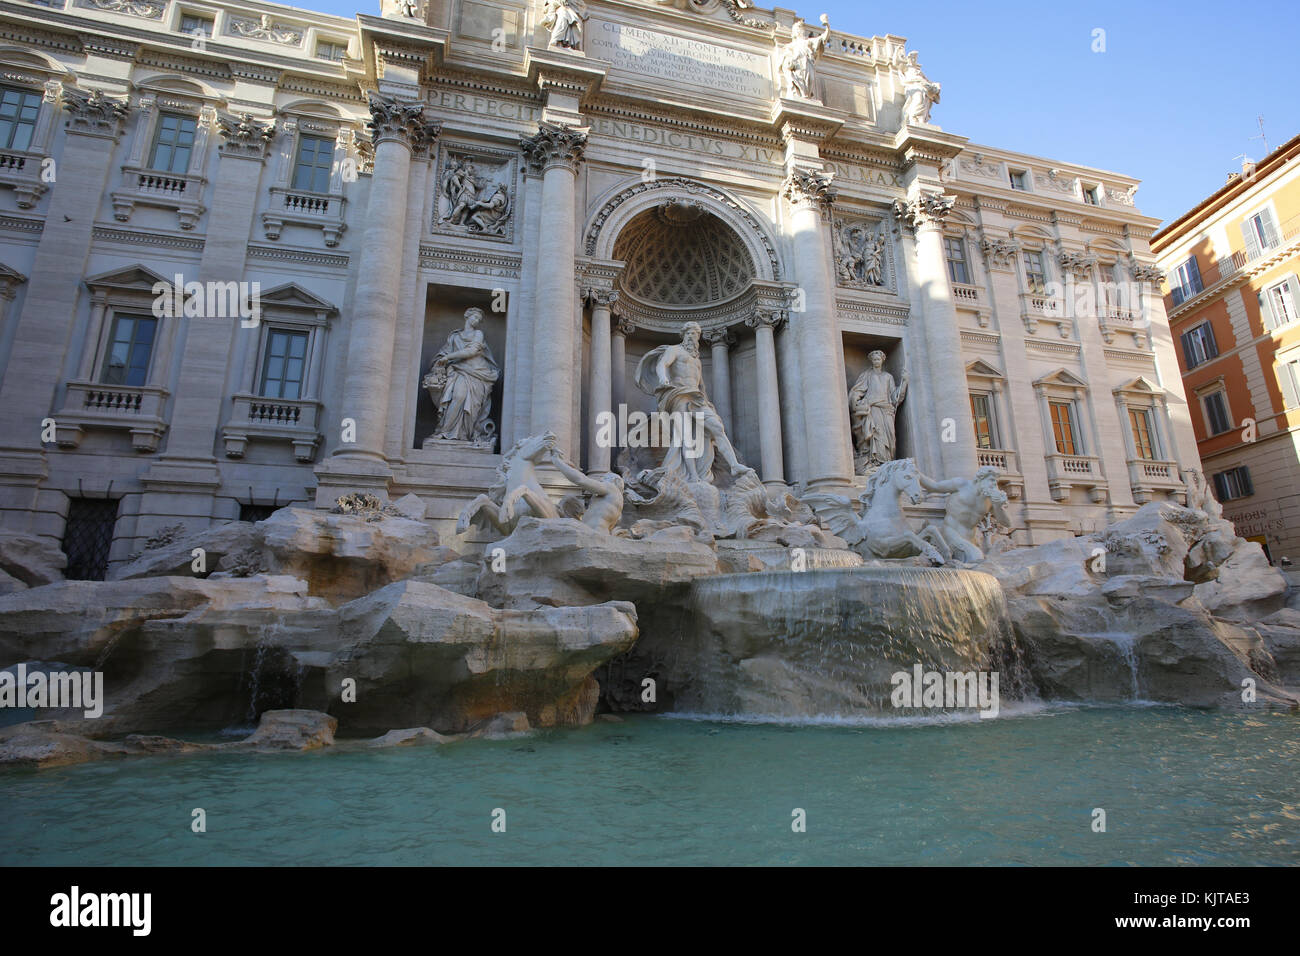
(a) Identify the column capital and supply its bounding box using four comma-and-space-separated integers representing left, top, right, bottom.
521, 120, 588, 174
217, 112, 276, 161
978, 234, 1020, 269
782, 166, 836, 213
614, 315, 636, 337
1129, 256, 1165, 286
746, 308, 786, 331
61, 88, 129, 139
702, 326, 736, 348
367, 94, 440, 151
583, 287, 618, 309
892, 191, 955, 232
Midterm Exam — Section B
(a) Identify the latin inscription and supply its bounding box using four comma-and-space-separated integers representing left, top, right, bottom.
587, 20, 773, 99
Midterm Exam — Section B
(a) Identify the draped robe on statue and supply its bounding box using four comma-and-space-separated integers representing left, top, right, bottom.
431, 329, 499, 442
633, 344, 722, 483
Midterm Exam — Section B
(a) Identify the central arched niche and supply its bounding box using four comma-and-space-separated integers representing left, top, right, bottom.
605, 199, 766, 472
612, 200, 756, 308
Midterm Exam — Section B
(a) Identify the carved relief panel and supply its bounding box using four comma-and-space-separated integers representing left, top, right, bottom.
831, 215, 893, 291
432, 143, 519, 243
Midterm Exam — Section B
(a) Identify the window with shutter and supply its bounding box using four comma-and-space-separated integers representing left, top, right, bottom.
1181, 322, 1217, 368
1262, 277, 1300, 330
1280, 359, 1300, 409
1203, 390, 1232, 435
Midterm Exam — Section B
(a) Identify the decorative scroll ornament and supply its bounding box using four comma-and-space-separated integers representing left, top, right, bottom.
217, 113, 276, 158
81, 0, 165, 18
702, 326, 736, 348
892, 191, 955, 230
520, 121, 588, 173
979, 236, 1020, 269
61, 88, 129, 136
782, 166, 837, 212
367, 95, 441, 150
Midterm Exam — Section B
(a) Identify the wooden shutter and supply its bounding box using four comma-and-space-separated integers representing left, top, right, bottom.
1242, 218, 1263, 260
1280, 360, 1300, 410
1260, 207, 1281, 249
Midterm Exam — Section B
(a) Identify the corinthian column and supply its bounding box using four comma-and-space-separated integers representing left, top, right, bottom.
319, 96, 438, 496
783, 167, 854, 490
894, 191, 978, 477
703, 327, 735, 435
584, 288, 616, 473
521, 121, 587, 459
745, 309, 786, 485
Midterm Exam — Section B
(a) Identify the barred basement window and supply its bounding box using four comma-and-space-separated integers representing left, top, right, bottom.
239, 503, 277, 523
62, 497, 119, 581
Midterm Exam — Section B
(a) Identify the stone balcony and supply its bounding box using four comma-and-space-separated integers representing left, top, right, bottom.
262, 187, 348, 247
222, 393, 322, 462
54, 381, 170, 452
976, 447, 1024, 499
110, 166, 206, 230
1021, 291, 1071, 337
1044, 452, 1107, 502
950, 283, 984, 307
0, 148, 49, 208
1126, 457, 1185, 505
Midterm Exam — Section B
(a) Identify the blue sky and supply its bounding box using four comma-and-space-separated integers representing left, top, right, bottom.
303, 0, 1299, 226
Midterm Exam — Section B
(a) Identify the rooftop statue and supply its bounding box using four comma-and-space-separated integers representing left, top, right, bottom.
542, 0, 588, 51
778, 14, 830, 100
900, 51, 941, 127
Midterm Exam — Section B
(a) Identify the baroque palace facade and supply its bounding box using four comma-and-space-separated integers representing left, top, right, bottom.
0, 0, 1199, 576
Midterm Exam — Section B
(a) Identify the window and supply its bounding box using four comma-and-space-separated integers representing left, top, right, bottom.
1170, 256, 1203, 306
1262, 277, 1299, 330
316, 40, 347, 61
291, 134, 334, 193
62, 497, 119, 582
1128, 407, 1157, 460
1202, 390, 1232, 436
1180, 322, 1218, 368
149, 113, 197, 174
1009, 169, 1028, 191
944, 236, 970, 285
1023, 250, 1047, 294
1241, 207, 1281, 259
259, 329, 309, 399
0, 85, 41, 152
970, 393, 997, 449
100, 314, 157, 387
1212, 466, 1253, 502
1084, 185, 1102, 206
179, 14, 213, 37
1049, 400, 1081, 455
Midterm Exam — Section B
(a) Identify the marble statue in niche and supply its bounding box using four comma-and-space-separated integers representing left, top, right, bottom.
423, 308, 500, 448
778, 15, 830, 100
900, 51, 941, 126
439, 153, 513, 238
833, 219, 886, 287
542, 0, 588, 50
849, 349, 907, 473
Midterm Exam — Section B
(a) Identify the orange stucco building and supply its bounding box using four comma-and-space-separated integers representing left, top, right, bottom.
1153, 133, 1300, 564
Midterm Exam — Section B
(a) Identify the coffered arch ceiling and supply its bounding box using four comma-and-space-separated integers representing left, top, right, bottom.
612, 201, 757, 308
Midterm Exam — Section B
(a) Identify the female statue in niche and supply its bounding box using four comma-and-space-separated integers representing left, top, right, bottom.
849, 349, 908, 470
423, 308, 500, 446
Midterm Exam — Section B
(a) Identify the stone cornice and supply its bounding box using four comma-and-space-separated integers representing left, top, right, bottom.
771, 99, 844, 144
524, 47, 606, 99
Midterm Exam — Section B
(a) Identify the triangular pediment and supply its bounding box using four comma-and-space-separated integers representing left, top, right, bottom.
1113, 375, 1159, 395
84, 264, 173, 293
259, 282, 337, 313
965, 358, 1004, 379
1033, 367, 1089, 389
0, 262, 26, 284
